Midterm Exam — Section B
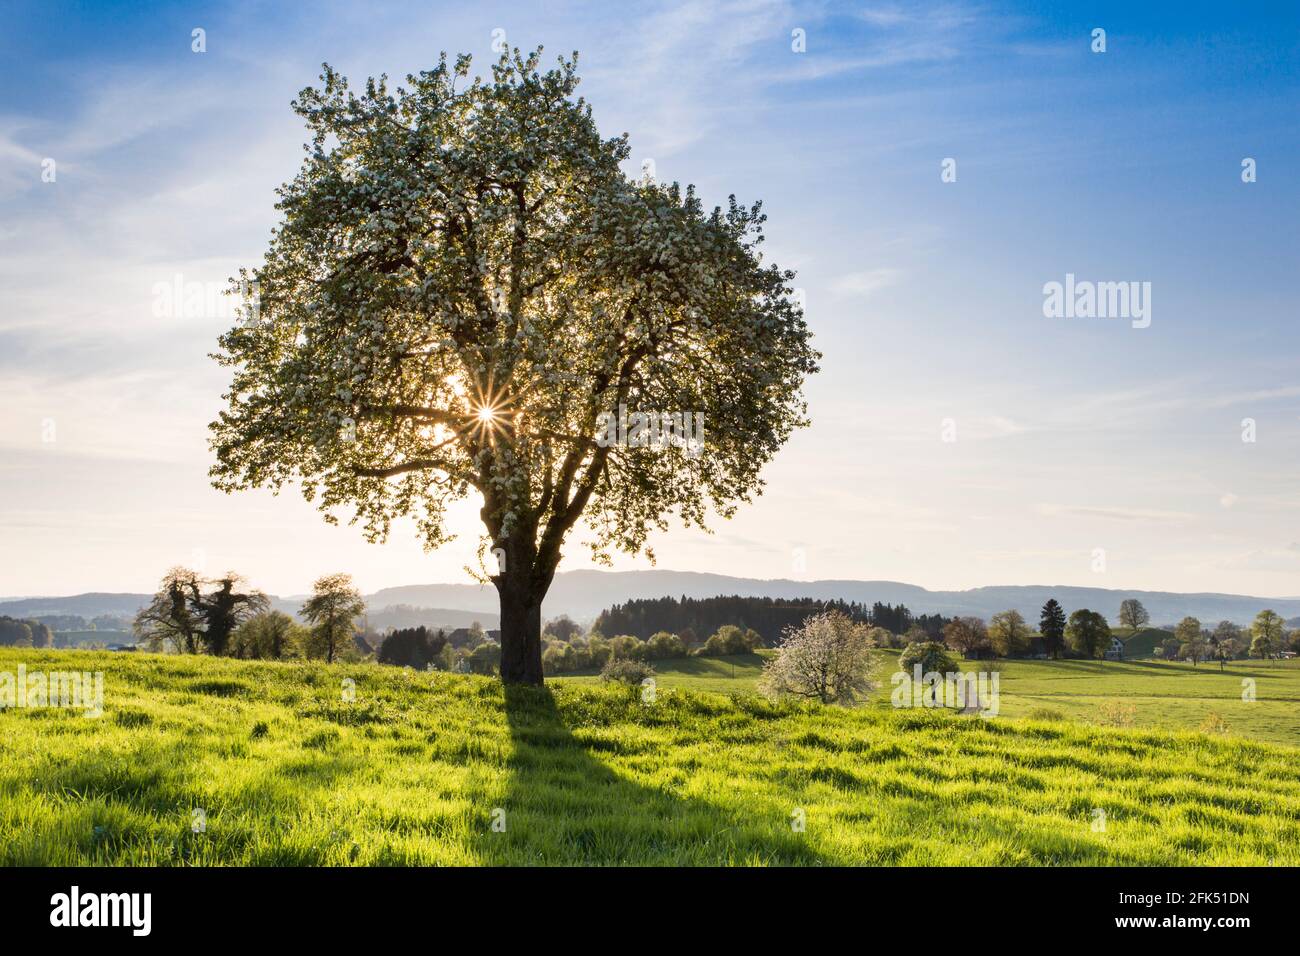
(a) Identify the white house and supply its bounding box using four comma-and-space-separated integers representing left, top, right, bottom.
1103, 636, 1124, 661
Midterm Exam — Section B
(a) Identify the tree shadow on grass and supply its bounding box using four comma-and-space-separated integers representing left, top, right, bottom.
478, 684, 823, 865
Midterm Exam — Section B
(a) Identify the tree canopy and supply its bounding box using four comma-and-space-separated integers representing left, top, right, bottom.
301, 573, 366, 664
208, 49, 817, 683
988, 609, 1030, 657
1066, 608, 1110, 660
1250, 609, 1285, 662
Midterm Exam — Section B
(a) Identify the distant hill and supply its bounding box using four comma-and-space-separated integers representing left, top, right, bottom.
364, 605, 498, 632
4, 571, 1298, 629
380, 570, 1300, 626
0, 593, 154, 618
346, 573, 1300, 626
0, 591, 493, 632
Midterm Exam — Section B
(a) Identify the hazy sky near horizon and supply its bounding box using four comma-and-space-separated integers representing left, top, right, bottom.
2, 0, 1300, 598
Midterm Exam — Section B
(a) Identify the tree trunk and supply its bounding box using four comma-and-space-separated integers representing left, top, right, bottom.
497, 571, 545, 686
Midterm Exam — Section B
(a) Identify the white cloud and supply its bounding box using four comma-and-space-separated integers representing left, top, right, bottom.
832, 267, 902, 297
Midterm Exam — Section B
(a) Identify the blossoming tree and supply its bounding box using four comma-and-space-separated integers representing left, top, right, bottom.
209, 49, 818, 684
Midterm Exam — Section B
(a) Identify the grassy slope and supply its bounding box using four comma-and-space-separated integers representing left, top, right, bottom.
962, 655, 1300, 747
1118, 627, 1173, 659
564, 650, 1300, 748
557, 652, 768, 693
2, 648, 1298, 866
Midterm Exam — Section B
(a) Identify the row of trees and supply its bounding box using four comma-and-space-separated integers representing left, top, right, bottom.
928, 602, 1112, 660
1162, 610, 1294, 668
1112, 599, 1297, 665
867, 602, 949, 636
374, 625, 502, 675
716, 602, 1300, 713
856, 600, 1083, 660
3, 613, 130, 634
481, 597, 1298, 676
540, 624, 764, 675
590, 595, 949, 646
132, 568, 365, 663
593, 596, 873, 645
0, 616, 55, 648
928, 597, 1299, 664
105, 572, 1300, 683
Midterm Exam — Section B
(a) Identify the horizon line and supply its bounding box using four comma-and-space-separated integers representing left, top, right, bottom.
4, 567, 1300, 605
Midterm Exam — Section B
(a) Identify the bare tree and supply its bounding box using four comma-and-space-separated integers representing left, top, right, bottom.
195, 572, 270, 656
943, 616, 989, 659
133, 567, 204, 653
1118, 598, 1149, 633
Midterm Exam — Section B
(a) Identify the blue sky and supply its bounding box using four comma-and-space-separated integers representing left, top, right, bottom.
2, 0, 1299, 597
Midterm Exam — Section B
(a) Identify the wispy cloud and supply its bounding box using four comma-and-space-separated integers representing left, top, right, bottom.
832, 267, 902, 297
1037, 504, 1197, 524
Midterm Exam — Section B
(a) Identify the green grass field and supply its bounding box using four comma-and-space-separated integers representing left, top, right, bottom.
2, 647, 1299, 865
556, 652, 770, 694
561, 650, 1300, 748
874, 649, 1300, 748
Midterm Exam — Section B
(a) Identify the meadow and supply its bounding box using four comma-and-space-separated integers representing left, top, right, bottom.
2, 647, 1298, 866
560, 650, 1300, 748
557, 652, 770, 694
960, 655, 1300, 747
